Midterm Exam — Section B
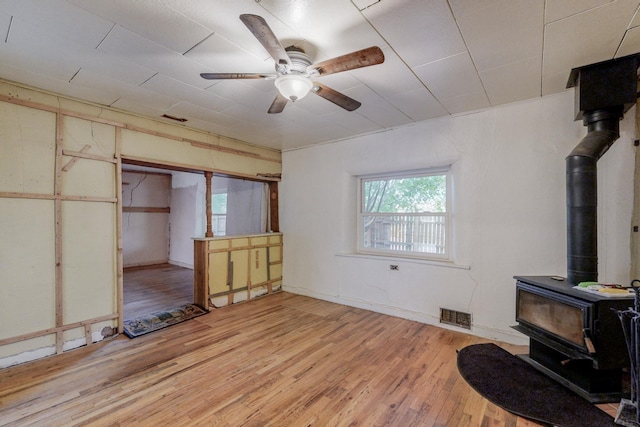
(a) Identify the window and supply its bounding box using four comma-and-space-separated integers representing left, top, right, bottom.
357, 168, 451, 259
211, 192, 227, 236
211, 176, 268, 237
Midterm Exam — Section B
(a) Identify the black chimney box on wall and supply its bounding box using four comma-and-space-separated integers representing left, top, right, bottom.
567, 54, 639, 121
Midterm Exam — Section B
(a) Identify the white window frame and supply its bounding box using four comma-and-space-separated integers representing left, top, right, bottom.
357, 167, 452, 261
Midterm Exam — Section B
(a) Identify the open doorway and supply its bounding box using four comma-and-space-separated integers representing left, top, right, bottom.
121, 163, 205, 321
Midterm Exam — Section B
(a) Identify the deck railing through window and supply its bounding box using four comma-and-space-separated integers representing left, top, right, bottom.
362, 213, 446, 255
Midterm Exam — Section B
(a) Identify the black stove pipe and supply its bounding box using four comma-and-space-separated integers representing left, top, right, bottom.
566, 108, 622, 285
564, 54, 639, 285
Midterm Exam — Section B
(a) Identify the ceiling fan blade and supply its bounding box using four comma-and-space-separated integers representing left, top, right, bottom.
312, 82, 361, 111
307, 46, 384, 76
200, 72, 276, 80
268, 93, 289, 114
240, 14, 290, 69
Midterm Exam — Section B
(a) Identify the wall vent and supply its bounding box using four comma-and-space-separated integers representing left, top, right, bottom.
440, 308, 472, 330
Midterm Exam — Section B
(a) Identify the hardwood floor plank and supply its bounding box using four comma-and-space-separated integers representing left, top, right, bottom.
0, 292, 584, 426
123, 263, 194, 320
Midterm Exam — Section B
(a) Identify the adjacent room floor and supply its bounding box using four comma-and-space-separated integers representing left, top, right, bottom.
123, 263, 194, 320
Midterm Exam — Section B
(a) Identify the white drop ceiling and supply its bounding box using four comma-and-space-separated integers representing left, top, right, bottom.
1, 0, 639, 151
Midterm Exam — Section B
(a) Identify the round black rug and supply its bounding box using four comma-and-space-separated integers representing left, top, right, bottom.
457, 343, 616, 427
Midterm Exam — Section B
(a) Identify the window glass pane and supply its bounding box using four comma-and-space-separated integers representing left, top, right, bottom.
363, 175, 446, 213
359, 170, 449, 259
212, 193, 227, 214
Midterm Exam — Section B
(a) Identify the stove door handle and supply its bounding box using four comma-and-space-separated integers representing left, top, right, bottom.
583, 329, 596, 354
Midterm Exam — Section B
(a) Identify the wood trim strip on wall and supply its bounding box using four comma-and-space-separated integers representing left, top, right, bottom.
122, 207, 170, 213
0, 192, 117, 203
54, 113, 64, 354
61, 149, 117, 164
0, 313, 119, 347
0, 94, 126, 128
115, 127, 124, 335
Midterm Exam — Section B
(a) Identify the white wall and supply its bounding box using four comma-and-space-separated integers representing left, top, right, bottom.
122, 171, 170, 268
281, 91, 636, 344
169, 172, 206, 268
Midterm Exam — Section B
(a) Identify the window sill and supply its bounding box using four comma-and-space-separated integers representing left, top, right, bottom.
335, 252, 470, 270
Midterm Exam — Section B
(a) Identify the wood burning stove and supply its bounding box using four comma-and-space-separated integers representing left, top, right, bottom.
513, 276, 633, 403
512, 54, 640, 404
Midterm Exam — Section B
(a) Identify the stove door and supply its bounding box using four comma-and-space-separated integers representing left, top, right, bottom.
516, 282, 592, 352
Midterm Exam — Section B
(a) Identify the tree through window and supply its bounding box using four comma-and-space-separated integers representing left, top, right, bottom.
358, 168, 450, 259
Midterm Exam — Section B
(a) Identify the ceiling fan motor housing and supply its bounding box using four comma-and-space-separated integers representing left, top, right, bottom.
282, 46, 312, 75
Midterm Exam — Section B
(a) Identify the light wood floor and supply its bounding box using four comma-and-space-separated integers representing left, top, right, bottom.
123, 263, 194, 320
0, 292, 616, 426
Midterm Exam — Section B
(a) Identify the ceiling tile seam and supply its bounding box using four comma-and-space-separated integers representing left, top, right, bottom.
445, 0, 491, 107
543, 1, 621, 25
354, 2, 449, 115
630, 2, 640, 29
167, 3, 218, 50
68, 68, 81, 84
186, 30, 270, 69
95, 24, 117, 50
357, 82, 415, 123
3, 15, 11, 43
351, 0, 382, 12
614, 3, 640, 57
139, 72, 159, 88
182, 32, 216, 57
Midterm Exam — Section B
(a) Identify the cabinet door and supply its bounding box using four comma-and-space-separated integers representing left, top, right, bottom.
251, 247, 269, 285
208, 252, 229, 296
230, 249, 249, 290
268, 244, 282, 282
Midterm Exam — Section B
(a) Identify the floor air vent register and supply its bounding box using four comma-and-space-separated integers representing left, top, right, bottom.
440, 308, 472, 330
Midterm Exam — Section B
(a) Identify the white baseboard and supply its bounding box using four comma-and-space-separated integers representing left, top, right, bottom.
282, 285, 528, 346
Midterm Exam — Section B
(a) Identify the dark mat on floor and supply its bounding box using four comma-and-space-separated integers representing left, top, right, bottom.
457, 343, 616, 427
123, 304, 207, 338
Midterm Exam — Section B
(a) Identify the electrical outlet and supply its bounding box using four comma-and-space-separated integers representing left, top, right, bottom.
390, 265, 399, 271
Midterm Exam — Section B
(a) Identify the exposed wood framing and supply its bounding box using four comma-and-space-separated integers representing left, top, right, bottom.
269, 181, 279, 232
122, 155, 280, 182
121, 169, 171, 177
0, 93, 281, 165
115, 128, 124, 335
0, 94, 125, 128
62, 144, 91, 172
122, 206, 170, 213
0, 192, 117, 203
0, 85, 282, 358
0, 110, 122, 354
62, 149, 117, 164
0, 313, 119, 347
193, 240, 209, 309
54, 113, 64, 354
205, 171, 213, 238
84, 324, 92, 347
193, 235, 283, 307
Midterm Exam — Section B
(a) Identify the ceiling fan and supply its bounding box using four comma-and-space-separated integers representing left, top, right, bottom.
200, 14, 385, 114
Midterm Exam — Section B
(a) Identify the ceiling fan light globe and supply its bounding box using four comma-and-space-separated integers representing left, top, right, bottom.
275, 74, 313, 102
